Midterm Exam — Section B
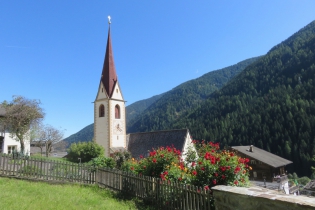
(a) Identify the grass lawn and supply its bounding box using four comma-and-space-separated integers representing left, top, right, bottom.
31, 154, 72, 163
0, 177, 151, 210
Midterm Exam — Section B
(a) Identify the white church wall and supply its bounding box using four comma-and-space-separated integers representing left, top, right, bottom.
94, 99, 110, 157
181, 132, 198, 162
110, 99, 126, 148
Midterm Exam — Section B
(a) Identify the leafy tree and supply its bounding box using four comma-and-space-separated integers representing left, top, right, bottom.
67, 141, 104, 163
31, 124, 65, 157
0, 96, 44, 154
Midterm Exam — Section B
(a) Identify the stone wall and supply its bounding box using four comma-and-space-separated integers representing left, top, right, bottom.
212, 185, 315, 210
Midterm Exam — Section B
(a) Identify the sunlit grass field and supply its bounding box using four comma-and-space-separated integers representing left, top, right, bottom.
0, 177, 150, 210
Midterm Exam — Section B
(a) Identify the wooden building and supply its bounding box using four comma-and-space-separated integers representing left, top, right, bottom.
232, 145, 292, 182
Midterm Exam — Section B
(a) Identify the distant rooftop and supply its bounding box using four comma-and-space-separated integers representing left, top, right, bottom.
304, 180, 315, 191
232, 145, 292, 168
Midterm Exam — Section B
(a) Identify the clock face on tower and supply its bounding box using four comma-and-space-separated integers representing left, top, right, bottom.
113, 120, 123, 135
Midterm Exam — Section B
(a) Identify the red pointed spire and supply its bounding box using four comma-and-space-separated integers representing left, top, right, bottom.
101, 27, 118, 98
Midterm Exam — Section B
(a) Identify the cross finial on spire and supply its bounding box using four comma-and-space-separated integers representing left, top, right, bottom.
108, 16, 111, 25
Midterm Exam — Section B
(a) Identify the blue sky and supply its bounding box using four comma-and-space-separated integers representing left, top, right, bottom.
1, 1, 315, 138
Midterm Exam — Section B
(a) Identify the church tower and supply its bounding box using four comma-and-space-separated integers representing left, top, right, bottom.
94, 21, 126, 157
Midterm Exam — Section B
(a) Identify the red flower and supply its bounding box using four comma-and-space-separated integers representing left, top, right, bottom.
178, 177, 183, 181
163, 171, 168, 175
211, 157, 216, 165
230, 152, 234, 157
130, 166, 134, 171
192, 162, 196, 167
198, 161, 202, 165
160, 174, 166, 181
238, 158, 245, 164
245, 158, 250, 163
160, 154, 164, 158
150, 151, 157, 156
234, 166, 241, 174
152, 158, 157, 163
143, 165, 146, 169
212, 180, 217, 185
192, 170, 197, 176
234, 180, 238, 185
204, 152, 212, 160
220, 166, 226, 172
139, 155, 143, 159
221, 175, 226, 180
227, 166, 231, 170
204, 185, 210, 190
214, 172, 218, 177
201, 167, 205, 171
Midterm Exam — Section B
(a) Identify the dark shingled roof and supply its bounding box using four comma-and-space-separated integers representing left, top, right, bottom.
232, 145, 292, 168
0, 105, 5, 117
127, 129, 189, 159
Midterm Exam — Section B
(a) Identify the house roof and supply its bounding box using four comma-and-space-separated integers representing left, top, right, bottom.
303, 180, 315, 191
231, 145, 292, 168
127, 129, 190, 159
101, 27, 118, 98
0, 105, 5, 117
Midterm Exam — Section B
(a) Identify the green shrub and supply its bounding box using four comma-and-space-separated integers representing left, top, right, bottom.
67, 142, 104, 163
113, 151, 132, 169
297, 176, 311, 186
89, 156, 116, 169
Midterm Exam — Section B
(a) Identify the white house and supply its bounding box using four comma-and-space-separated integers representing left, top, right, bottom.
0, 105, 31, 155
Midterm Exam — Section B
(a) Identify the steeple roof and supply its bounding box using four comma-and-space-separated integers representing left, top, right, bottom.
101, 27, 117, 98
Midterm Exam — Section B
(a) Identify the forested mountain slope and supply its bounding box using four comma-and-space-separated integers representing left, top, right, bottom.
63, 123, 94, 146
127, 57, 260, 133
176, 20, 315, 176
126, 94, 164, 124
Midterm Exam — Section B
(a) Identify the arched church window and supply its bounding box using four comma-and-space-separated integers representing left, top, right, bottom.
99, 104, 105, 117
115, 105, 120, 119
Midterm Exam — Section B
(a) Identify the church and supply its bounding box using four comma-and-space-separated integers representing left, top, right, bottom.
94, 20, 195, 158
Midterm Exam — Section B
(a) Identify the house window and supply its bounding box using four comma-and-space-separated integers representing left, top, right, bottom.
115, 105, 120, 119
99, 104, 105, 117
8, 146, 17, 154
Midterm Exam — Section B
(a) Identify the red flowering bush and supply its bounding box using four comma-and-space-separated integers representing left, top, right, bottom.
120, 158, 139, 174
121, 141, 250, 190
190, 140, 250, 188
123, 146, 181, 178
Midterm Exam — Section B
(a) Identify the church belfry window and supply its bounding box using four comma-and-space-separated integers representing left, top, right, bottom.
115, 105, 120, 119
99, 104, 105, 117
